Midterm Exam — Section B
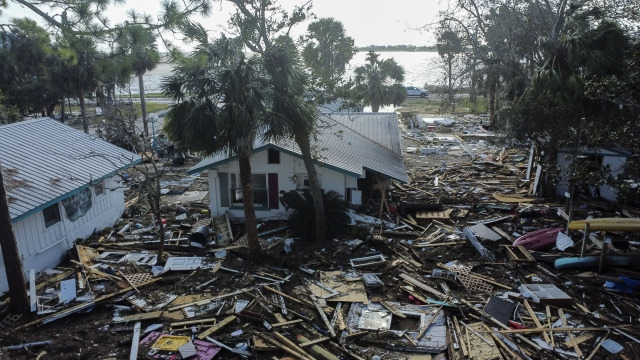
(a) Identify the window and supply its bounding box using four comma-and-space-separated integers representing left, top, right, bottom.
43, 203, 61, 228
268, 148, 280, 164
230, 173, 268, 208
295, 174, 321, 190
94, 180, 105, 196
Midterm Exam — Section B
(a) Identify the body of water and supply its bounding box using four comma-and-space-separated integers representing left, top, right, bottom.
122, 51, 443, 95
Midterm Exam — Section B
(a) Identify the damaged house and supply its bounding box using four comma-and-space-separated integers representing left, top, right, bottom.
188, 112, 409, 220
0, 118, 140, 294
556, 147, 634, 202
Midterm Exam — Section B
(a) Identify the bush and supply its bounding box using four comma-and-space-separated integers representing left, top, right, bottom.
286, 190, 351, 241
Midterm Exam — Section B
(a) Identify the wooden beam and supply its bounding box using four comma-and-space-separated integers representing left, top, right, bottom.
558, 309, 582, 358
197, 315, 236, 340
523, 299, 551, 344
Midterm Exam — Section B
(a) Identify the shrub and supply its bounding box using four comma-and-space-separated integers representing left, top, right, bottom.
286, 190, 351, 241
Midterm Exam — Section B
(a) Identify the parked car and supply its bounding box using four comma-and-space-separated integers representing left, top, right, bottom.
405, 86, 429, 98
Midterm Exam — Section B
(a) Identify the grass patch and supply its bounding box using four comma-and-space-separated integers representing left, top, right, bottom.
398, 96, 488, 115
64, 101, 171, 125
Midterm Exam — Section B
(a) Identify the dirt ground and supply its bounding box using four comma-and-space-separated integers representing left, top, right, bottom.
1, 115, 639, 360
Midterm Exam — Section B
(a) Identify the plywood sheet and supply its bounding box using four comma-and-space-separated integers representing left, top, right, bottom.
308, 271, 368, 303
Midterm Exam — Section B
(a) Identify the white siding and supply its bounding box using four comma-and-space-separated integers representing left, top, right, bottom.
0, 176, 126, 294
556, 150, 629, 202
208, 149, 357, 220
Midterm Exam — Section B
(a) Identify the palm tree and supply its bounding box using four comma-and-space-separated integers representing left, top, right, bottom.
117, 25, 160, 138
163, 36, 267, 256
263, 38, 327, 242
352, 51, 407, 112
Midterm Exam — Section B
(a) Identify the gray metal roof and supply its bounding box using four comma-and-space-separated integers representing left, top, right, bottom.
0, 118, 141, 222
189, 112, 409, 183
322, 112, 403, 155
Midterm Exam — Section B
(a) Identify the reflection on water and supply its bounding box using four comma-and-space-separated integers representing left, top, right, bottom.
121, 51, 442, 95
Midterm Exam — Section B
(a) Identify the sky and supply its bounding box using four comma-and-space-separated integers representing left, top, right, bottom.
0, 0, 445, 49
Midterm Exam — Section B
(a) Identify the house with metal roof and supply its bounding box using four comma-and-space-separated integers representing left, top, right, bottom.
188, 112, 409, 221
0, 118, 141, 294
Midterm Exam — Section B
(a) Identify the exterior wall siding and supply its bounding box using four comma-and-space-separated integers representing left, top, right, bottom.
0, 176, 125, 294
207, 150, 356, 220
556, 150, 629, 202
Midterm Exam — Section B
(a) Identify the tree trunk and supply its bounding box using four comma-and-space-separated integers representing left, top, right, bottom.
138, 74, 149, 138
238, 148, 260, 257
448, 56, 455, 108
296, 133, 326, 242
60, 98, 66, 123
488, 75, 497, 129
79, 88, 89, 134
0, 163, 30, 314
371, 102, 380, 113
146, 164, 165, 265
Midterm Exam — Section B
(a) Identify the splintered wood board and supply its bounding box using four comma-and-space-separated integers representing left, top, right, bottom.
466, 322, 501, 360
416, 209, 454, 220
308, 271, 368, 303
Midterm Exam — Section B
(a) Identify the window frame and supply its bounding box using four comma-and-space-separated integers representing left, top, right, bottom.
229, 173, 269, 209
94, 180, 106, 196
267, 148, 280, 164
42, 203, 61, 228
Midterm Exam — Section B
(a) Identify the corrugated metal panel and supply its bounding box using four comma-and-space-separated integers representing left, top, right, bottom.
0, 118, 141, 221
323, 112, 403, 155
188, 113, 409, 183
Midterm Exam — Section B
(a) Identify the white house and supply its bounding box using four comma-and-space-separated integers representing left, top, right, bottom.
556, 147, 632, 202
188, 112, 409, 220
0, 118, 141, 294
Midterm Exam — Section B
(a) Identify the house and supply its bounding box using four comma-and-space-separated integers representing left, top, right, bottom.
0, 118, 141, 294
556, 147, 632, 202
188, 112, 409, 220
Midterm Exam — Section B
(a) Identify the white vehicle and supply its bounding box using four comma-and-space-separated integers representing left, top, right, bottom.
405, 86, 429, 98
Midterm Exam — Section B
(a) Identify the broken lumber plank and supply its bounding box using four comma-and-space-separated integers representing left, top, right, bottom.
414, 241, 466, 247
196, 315, 236, 340
379, 301, 406, 319
558, 309, 582, 358
71, 260, 122, 282
116, 311, 163, 323
417, 306, 442, 339
271, 319, 303, 328
452, 316, 468, 358
565, 333, 594, 347
35, 269, 75, 292
494, 326, 618, 334
546, 305, 555, 347
523, 299, 551, 344
273, 332, 314, 360
399, 273, 448, 299
297, 335, 337, 360
168, 289, 244, 311
170, 318, 217, 331
264, 285, 314, 308
310, 294, 336, 338
257, 334, 314, 360
298, 336, 330, 348
129, 321, 141, 360
399, 286, 429, 304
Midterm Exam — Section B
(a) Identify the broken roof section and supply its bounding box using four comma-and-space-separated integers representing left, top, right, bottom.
188, 112, 409, 183
0, 118, 142, 222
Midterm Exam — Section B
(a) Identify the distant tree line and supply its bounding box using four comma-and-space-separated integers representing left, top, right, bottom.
356, 45, 436, 52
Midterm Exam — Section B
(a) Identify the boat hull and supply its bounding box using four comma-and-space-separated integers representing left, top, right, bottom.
568, 217, 640, 232
513, 228, 565, 251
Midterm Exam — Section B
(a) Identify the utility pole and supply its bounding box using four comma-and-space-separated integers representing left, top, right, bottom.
0, 162, 30, 314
